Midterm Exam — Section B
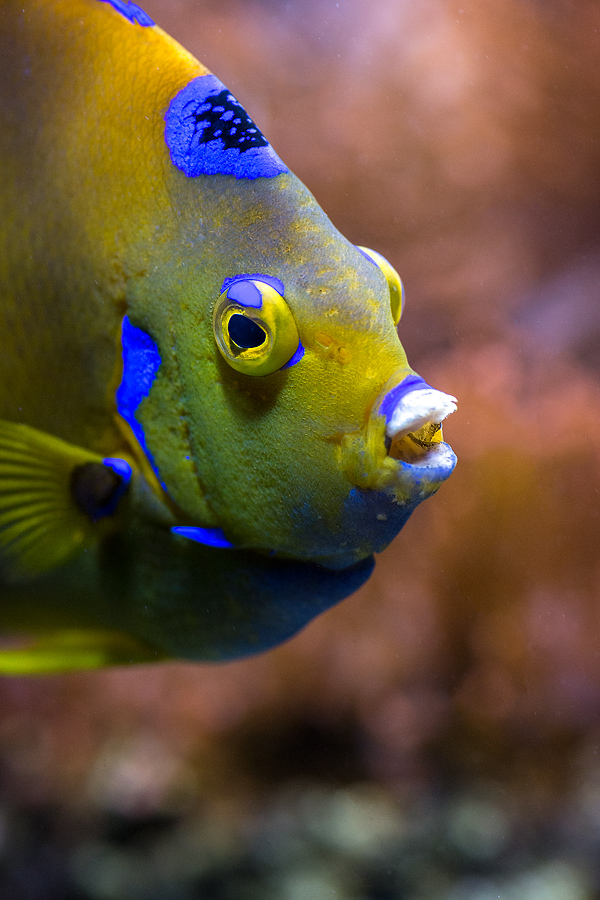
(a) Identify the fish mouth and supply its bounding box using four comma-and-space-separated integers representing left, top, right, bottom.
339, 373, 457, 498
386, 422, 456, 470
383, 379, 457, 478
314, 378, 457, 569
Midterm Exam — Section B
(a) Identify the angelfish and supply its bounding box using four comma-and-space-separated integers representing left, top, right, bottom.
0, 0, 457, 673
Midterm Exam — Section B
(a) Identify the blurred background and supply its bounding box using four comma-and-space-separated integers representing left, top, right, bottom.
2, 0, 600, 897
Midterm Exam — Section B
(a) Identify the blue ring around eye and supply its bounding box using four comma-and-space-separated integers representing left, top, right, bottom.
221, 273, 285, 296
281, 341, 305, 369
227, 281, 263, 308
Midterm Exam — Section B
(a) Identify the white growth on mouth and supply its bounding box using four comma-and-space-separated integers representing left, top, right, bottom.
386, 389, 457, 441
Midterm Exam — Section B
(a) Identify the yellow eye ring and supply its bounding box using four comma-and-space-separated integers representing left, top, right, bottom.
213, 280, 301, 376
358, 247, 405, 325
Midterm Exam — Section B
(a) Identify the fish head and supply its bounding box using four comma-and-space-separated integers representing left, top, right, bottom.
121, 169, 456, 569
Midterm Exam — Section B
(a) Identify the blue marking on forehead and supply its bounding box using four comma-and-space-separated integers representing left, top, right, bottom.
116, 316, 165, 487
165, 75, 288, 180
227, 280, 263, 308
379, 374, 431, 423
98, 0, 154, 26
171, 526, 234, 549
221, 273, 285, 296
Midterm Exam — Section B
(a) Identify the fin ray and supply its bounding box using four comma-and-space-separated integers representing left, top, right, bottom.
0, 421, 116, 581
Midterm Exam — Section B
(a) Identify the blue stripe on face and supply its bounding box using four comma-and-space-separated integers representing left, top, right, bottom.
98, 0, 154, 26
165, 75, 288, 180
171, 526, 234, 549
115, 317, 164, 486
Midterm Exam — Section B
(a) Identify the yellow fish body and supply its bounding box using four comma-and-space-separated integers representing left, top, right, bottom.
0, 0, 457, 672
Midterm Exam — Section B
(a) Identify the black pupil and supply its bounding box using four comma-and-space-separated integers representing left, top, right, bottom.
228, 314, 267, 349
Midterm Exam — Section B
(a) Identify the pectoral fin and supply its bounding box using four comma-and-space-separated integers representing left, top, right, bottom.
0, 420, 132, 582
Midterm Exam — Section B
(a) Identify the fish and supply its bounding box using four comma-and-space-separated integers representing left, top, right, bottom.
0, 0, 457, 673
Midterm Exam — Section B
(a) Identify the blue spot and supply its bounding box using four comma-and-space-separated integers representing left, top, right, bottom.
103, 458, 133, 486
98, 0, 154, 26
227, 280, 263, 308
164, 74, 288, 180
379, 374, 431, 423
221, 273, 285, 296
281, 341, 305, 369
87, 457, 133, 518
171, 526, 234, 549
116, 317, 165, 486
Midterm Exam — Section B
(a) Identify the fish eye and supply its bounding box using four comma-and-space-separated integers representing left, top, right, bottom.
213, 279, 301, 376
357, 246, 405, 325
228, 314, 268, 349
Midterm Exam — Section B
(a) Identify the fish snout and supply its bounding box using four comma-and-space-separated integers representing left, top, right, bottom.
381, 373, 457, 443
339, 371, 457, 501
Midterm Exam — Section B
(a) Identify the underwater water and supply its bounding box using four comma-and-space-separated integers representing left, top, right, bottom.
1, 0, 600, 897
